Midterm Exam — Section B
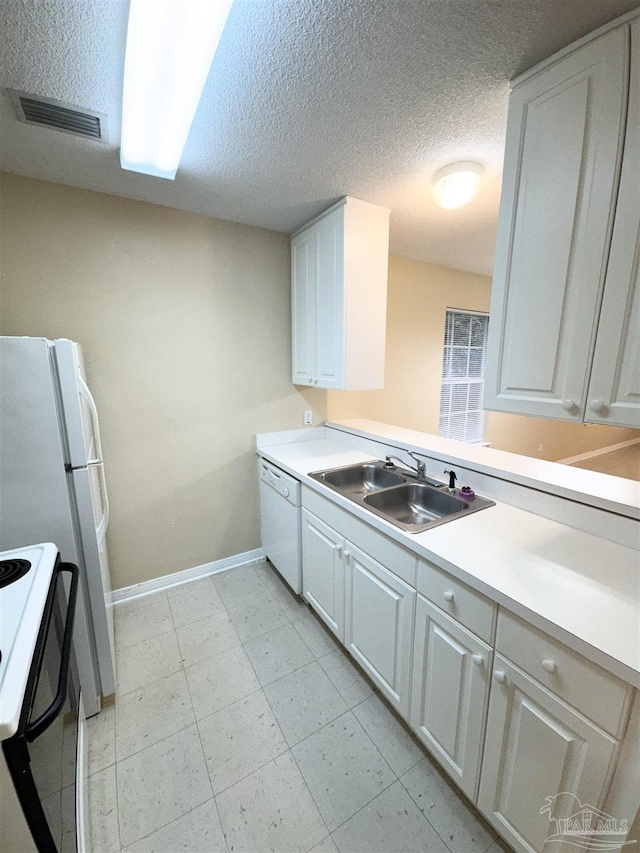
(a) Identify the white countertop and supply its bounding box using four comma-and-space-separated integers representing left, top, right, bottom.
257, 433, 640, 687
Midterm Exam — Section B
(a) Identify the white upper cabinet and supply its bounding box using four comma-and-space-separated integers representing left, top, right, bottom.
484, 15, 640, 428
291, 196, 390, 390
586, 19, 640, 427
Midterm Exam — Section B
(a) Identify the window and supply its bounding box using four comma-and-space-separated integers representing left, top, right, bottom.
438, 309, 489, 443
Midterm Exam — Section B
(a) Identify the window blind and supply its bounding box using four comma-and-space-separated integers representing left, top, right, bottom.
438, 310, 489, 443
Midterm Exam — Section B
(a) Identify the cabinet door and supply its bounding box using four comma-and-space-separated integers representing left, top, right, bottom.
587, 20, 640, 429
301, 510, 344, 641
478, 654, 618, 853
291, 228, 316, 386
344, 544, 415, 716
410, 595, 492, 802
484, 27, 629, 420
314, 208, 344, 389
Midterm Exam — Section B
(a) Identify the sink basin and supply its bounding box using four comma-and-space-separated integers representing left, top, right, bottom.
310, 462, 406, 497
364, 483, 469, 531
309, 458, 494, 533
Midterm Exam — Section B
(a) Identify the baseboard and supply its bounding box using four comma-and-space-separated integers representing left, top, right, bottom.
557, 437, 640, 465
111, 548, 266, 605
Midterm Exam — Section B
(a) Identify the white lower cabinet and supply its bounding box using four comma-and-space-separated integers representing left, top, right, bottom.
410, 594, 492, 801
301, 509, 345, 641
298, 495, 635, 853
478, 654, 619, 853
344, 545, 415, 716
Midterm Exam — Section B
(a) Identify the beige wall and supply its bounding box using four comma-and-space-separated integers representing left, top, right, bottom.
485, 412, 638, 461
328, 256, 491, 430
2, 175, 636, 587
327, 255, 639, 461
0, 173, 327, 589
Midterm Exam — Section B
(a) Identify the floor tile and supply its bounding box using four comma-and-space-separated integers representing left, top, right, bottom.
88, 764, 120, 853
213, 564, 269, 609
216, 752, 327, 852
318, 649, 376, 708
176, 610, 241, 667
86, 699, 115, 775
117, 725, 212, 848
115, 670, 195, 761
198, 690, 288, 794
168, 580, 226, 629
485, 837, 515, 853
227, 594, 290, 643
401, 757, 496, 853
244, 623, 315, 686
115, 595, 174, 650
166, 577, 217, 600
116, 630, 182, 696
116, 591, 168, 613
185, 644, 260, 720
353, 694, 424, 776
264, 661, 348, 746
41, 790, 63, 851
291, 711, 395, 832
293, 611, 340, 658
332, 780, 448, 853
310, 836, 339, 852
258, 564, 308, 620
123, 798, 226, 852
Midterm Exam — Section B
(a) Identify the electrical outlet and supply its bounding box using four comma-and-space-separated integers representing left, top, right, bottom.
538, 443, 543, 452
304, 410, 313, 425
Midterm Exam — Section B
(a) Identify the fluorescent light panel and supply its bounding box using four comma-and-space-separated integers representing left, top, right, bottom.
121, 0, 233, 180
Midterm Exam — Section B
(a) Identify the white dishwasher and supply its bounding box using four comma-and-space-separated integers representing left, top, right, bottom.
259, 458, 302, 594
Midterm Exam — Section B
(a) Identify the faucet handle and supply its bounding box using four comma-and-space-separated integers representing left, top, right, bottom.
444, 469, 458, 490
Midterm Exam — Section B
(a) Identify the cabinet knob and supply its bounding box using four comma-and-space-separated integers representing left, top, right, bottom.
343, 549, 351, 559
443, 590, 454, 603
561, 399, 575, 412
542, 658, 557, 674
493, 670, 507, 684
590, 399, 607, 414
472, 654, 484, 667
282, 487, 289, 498
335, 544, 342, 555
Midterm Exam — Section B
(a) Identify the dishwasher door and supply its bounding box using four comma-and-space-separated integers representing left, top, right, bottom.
259, 460, 302, 595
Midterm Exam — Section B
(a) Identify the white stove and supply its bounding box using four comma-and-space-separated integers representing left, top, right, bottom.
0, 542, 58, 739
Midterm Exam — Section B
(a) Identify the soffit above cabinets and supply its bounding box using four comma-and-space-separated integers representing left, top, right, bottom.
1, 0, 638, 276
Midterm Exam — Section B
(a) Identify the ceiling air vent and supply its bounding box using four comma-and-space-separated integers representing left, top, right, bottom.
8, 90, 109, 143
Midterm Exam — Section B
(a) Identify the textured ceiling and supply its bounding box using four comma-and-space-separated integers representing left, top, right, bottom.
1, 0, 637, 276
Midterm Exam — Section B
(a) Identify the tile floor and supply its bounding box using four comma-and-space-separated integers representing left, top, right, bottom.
87, 560, 510, 853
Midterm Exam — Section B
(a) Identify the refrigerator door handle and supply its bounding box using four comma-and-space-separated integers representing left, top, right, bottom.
95, 462, 110, 537
77, 374, 104, 465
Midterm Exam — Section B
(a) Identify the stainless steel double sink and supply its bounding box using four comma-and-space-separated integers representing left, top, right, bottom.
309, 460, 494, 533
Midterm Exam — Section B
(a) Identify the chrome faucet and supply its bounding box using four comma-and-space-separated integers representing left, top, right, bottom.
384, 452, 428, 482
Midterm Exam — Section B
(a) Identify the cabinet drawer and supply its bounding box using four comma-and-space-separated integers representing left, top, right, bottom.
496, 610, 632, 738
417, 559, 496, 644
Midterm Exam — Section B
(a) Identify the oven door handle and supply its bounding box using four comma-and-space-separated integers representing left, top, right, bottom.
26, 562, 79, 742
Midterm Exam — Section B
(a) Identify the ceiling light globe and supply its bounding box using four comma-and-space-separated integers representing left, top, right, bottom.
433, 162, 483, 209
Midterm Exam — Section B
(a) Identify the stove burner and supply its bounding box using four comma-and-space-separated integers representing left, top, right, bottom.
0, 558, 32, 589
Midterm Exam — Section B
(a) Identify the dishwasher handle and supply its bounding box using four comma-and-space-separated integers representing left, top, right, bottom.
260, 460, 301, 506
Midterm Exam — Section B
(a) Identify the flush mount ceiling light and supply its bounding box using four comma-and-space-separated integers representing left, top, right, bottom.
432, 162, 483, 210
120, 0, 234, 180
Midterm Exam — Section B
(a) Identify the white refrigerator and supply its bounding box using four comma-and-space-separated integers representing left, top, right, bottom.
0, 336, 116, 716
